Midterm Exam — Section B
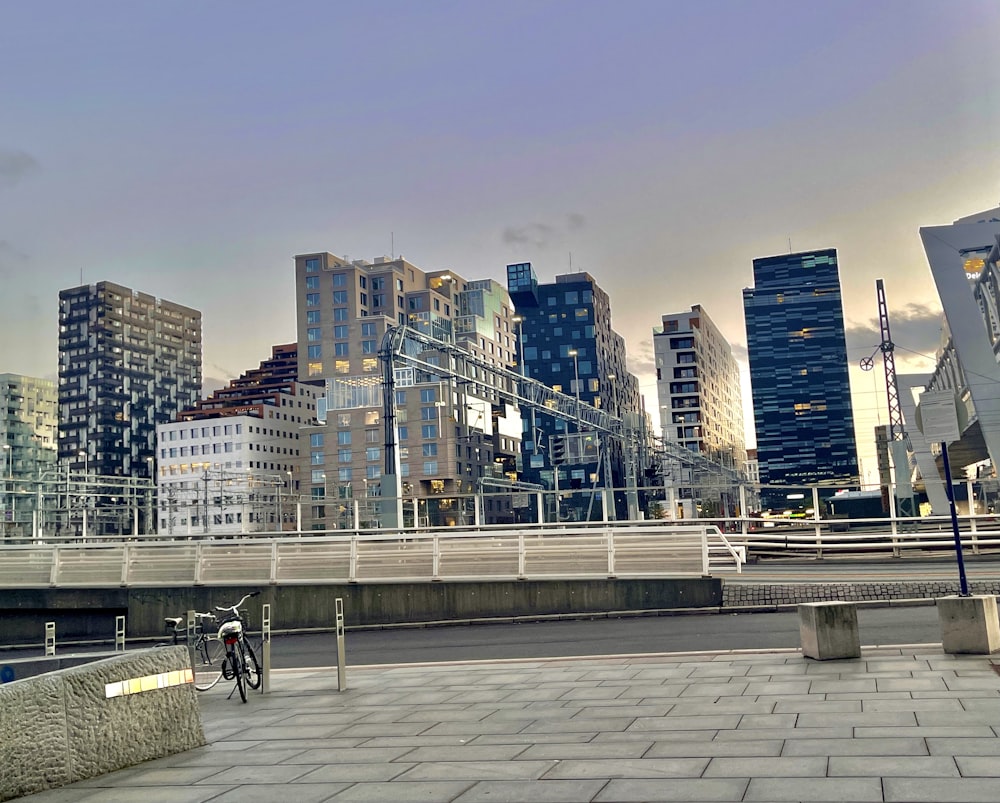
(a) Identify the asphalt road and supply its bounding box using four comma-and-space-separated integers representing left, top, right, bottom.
269, 605, 943, 668
731, 555, 1000, 583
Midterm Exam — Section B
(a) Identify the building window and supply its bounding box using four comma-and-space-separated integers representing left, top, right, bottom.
421, 406, 437, 420
339, 449, 351, 463
361, 322, 377, 337
337, 413, 351, 427
311, 451, 324, 465
362, 358, 377, 373
305, 257, 320, 272
307, 345, 321, 359
422, 443, 437, 457
310, 433, 324, 448
372, 294, 385, 307
359, 276, 367, 289
366, 447, 380, 461
307, 327, 321, 341
421, 424, 437, 439
420, 388, 436, 403
366, 465, 380, 479
360, 292, 368, 305
306, 310, 321, 324
333, 290, 348, 304
335, 343, 349, 356
332, 273, 346, 287
361, 340, 376, 354
337, 431, 351, 445
398, 425, 408, 440
311, 469, 324, 483
339, 467, 351, 481
423, 461, 438, 474
334, 325, 349, 339
334, 360, 350, 374
308, 362, 322, 376
305, 275, 319, 289
333, 308, 349, 321
306, 293, 320, 306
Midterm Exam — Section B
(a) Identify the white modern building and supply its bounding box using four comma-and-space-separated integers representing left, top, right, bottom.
653, 305, 746, 472
155, 345, 320, 535
918, 207, 1000, 490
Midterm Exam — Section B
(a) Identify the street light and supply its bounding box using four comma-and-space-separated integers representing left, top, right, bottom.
567, 349, 580, 430
512, 315, 525, 378
77, 449, 87, 478
3, 444, 11, 478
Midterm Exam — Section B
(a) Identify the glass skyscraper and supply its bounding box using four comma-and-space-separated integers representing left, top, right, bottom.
743, 249, 859, 497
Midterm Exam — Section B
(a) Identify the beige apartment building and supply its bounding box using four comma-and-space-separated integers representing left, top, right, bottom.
294, 253, 521, 529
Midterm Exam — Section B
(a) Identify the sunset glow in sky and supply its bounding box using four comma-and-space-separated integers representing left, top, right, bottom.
2, 1, 998, 485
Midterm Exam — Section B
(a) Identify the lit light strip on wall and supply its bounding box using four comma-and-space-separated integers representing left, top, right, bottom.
105, 668, 194, 698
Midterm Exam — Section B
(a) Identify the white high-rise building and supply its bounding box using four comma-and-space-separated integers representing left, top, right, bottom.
653, 305, 746, 471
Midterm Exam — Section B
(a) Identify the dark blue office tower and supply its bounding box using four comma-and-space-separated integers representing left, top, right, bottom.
743, 249, 859, 501
507, 262, 641, 520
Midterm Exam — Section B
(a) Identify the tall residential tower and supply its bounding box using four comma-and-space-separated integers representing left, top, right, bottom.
58, 281, 202, 478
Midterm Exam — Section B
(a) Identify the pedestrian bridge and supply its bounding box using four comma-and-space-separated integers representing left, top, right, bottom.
0, 523, 744, 588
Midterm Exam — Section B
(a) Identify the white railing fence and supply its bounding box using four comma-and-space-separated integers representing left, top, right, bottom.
0, 524, 742, 589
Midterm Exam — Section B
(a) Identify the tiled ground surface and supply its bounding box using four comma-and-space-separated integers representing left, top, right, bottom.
15, 646, 1000, 802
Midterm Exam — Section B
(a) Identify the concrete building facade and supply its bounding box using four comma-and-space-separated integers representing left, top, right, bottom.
294, 253, 520, 529
653, 305, 746, 471
155, 344, 320, 534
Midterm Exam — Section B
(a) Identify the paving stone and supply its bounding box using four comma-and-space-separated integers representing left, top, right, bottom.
395, 761, 557, 782
957, 756, 1000, 776
293, 764, 416, 783
884, 777, 1000, 801
743, 681, 812, 696
773, 700, 862, 713
647, 739, 784, 757
193, 765, 319, 785
667, 699, 776, 716
878, 677, 949, 691
522, 718, 634, 734
454, 779, 607, 803
715, 726, 852, 741
795, 711, 917, 728
829, 755, 959, 776
594, 777, 749, 802
627, 714, 741, 731
744, 776, 883, 801
927, 737, 1000, 755
326, 781, 475, 801
856, 726, 997, 738
704, 756, 827, 777
677, 682, 749, 697
208, 784, 351, 803
541, 757, 710, 779
782, 736, 927, 756
735, 713, 798, 729
808, 679, 877, 693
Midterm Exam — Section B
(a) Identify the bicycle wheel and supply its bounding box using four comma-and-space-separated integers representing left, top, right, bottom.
242, 638, 262, 690
193, 637, 226, 691
231, 643, 247, 703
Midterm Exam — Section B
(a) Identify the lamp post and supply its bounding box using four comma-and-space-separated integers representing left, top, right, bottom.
567, 349, 580, 430
77, 449, 88, 539
2, 444, 10, 538
512, 315, 525, 378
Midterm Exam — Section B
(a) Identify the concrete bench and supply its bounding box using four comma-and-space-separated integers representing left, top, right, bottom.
798, 601, 860, 660
0, 646, 204, 801
937, 594, 1000, 654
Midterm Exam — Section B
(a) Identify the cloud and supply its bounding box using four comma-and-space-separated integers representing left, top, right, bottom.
501, 212, 586, 250
0, 240, 29, 279
628, 341, 656, 376
845, 301, 944, 364
730, 343, 749, 362
0, 149, 40, 188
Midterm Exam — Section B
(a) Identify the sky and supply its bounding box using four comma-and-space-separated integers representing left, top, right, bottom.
2, 0, 999, 486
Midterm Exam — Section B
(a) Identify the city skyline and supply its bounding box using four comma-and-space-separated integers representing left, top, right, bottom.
2, 1, 998, 487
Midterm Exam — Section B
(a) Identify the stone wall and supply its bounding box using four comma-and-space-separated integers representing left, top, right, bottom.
0, 646, 204, 801
723, 581, 1000, 608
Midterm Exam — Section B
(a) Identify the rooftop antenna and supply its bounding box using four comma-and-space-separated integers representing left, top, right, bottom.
788, 238, 793, 254
569, 251, 573, 272
391, 232, 395, 260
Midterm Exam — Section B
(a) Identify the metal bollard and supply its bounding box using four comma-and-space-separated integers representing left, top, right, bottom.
115, 615, 126, 652
186, 609, 196, 669
336, 597, 347, 692
44, 622, 55, 656
261, 603, 271, 694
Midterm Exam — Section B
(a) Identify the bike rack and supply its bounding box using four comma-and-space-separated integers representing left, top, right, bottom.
261, 603, 271, 695
186, 609, 197, 670
335, 597, 346, 692
44, 622, 55, 656
115, 615, 125, 652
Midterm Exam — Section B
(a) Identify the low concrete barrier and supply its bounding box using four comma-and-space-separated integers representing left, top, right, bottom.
798, 601, 861, 660
0, 646, 205, 801
937, 594, 1000, 654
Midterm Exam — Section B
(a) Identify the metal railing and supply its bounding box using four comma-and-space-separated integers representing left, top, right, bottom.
0, 523, 741, 588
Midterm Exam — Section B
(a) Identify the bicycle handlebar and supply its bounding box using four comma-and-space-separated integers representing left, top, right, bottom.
214, 590, 261, 615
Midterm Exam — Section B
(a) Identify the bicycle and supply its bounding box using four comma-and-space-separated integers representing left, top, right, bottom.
158, 611, 226, 691
214, 591, 262, 702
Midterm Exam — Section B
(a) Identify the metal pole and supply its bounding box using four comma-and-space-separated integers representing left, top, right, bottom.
941, 442, 969, 596
115, 615, 126, 652
45, 621, 55, 656
335, 597, 347, 692
261, 602, 271, 694
186, 609, 197, 669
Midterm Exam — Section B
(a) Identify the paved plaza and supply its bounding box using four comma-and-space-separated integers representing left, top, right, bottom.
15, 645, 1000, 802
